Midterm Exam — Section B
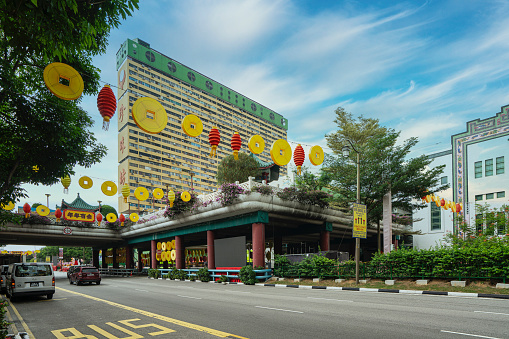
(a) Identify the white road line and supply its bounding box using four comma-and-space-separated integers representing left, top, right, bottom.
440, 330, 501, 339
474, 311, 509, 316
307, 297, 353, 302
255, 306, 303, 314
177, 295, 202, 299
135, 289, 148, 292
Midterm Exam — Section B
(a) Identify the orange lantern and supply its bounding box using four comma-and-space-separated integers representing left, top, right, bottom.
119, 214, 126, 227
55, 208, 62, 222
208, 127, 220, 157
97, 85, 117, 130
96, 213, 103, 226
293, 144, 305, 175
456, 203, 462, 213
231, 132, 241, 160
23, 203, 31, 218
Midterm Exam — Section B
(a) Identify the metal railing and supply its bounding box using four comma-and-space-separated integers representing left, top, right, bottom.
155, 268, 272, 282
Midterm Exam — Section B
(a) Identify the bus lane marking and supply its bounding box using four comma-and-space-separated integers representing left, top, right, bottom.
56, 287, 248, 338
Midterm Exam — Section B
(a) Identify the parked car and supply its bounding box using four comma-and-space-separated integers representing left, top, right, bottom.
67, 265, 82, 279
1, 264, 9, 293
69, 266, 101, 285
6, 263, 55, 300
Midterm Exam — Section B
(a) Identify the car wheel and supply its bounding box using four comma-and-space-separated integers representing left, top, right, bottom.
96, 281, 100, 285
77, 281, 81, 286
69, 279, 73, 285
47, 293, 53, 299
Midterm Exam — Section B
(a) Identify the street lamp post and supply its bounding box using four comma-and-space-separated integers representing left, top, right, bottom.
342, 140, 361, 284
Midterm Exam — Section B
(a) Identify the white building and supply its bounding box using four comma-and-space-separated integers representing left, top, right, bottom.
413, 105, 509, 249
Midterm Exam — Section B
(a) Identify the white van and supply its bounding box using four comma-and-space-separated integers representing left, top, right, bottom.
6, 263, 55, 300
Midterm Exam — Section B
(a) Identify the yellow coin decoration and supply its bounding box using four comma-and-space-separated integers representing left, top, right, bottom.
1, 201, 15, 211
43, 62, 84, 100
182, 114, 204, 137
157, 242, 162, 250
161, 251, 167, 261
181, 191, 191, 202
166, 251, 172, 262
134, 187, 149, 201
153, 188, 164, 200
132, 97, 168, 134
156, 253, 161, 261
166, 241, 173, 251
106, 213, 117, 223
161, 241, 167, 251
101, 181, 117, 196
270, 139, 292, 166
309, 145, 324, 166
170, 250, 176, 261
248, 135, 265, 154
36, 205, 50, 217
130, 213, 139, 222
79, 176, 93, 189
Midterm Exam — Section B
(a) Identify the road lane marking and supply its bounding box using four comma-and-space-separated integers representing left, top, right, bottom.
440, 330, 501, 338
474, 311, 509, 316
307, 297, 353, 302
56, 287, 248, 338
177, 295, 202, 300
6, 299, 36, 338
255, 306, 303, 314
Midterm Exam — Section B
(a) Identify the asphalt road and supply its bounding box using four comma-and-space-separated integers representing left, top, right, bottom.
3, 272, 509, 339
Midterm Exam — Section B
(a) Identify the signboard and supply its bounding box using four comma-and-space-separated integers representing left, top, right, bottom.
352, 203, 367, 239
59, 248, 63, 259
63, 209, 96, 222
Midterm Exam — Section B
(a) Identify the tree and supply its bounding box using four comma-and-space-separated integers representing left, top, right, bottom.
100, 205, 118, 218
0, 0, 139, 209
324, 108, 448, 250
216, 153, 259, 185
294, 166, 332, 191
37, 246, 92, 262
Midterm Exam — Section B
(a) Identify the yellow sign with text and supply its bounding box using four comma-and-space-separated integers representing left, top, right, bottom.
353, 203, 367, 239
63, 209, 96, 222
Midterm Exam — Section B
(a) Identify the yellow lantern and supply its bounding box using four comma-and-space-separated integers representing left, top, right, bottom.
168, 190, 175, 207
121, 184, 130, 203
61, 175, 71, 193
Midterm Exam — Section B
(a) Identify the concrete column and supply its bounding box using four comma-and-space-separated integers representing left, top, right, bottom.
252, 223, 265, 268
175, 236, 185, 269
92, 249, 100, 268
207, 230, 215, 269
112, 248, 119, 269
320, 231, 330, 251
274, 232, 283, 255
151, 240, 157, 269
125, 245, 133, 269
101, 248, 108, 269
137, 250, 143, 272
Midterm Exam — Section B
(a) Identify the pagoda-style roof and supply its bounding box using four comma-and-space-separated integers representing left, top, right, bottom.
59, 193, 100, 212
249, 153, 277, 170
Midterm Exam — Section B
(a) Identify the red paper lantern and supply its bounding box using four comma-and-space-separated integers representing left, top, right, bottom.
231, 132, 242, 160
23, 203, 31, 218
96, 213, 103, 226
119, 214, 126, 227
55, 208, 62, 222
293, 144, 305, 175
440, 198, 445, 207
208, 127, 220, 157
456, 203, 462, 213
97, 85, 117, 130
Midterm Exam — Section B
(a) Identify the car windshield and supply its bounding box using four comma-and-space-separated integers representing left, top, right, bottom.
15, 265, 52, 277
82, 268, 98, 273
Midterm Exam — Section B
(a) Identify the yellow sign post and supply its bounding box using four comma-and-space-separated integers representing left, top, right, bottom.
353, 203, 367, 239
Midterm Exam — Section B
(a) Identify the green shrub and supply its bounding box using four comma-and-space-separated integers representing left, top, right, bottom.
218, 275, 228, 283
252, 185, 273, 196
0, 299, 10, 339
196, 267, 210, 282
148, 269, 161, 279
239, 265, 257, 285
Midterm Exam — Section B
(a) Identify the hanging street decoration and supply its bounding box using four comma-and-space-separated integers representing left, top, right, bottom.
181, 191, 191, 202
153, 188, 164, 200
78, 176, 93, 189
309, 145, 325, 166
96, 213, 103, 226
182, 114, 203, 137
101, 181, 117, 196
122, 184, 130, 203
106, 213, 117, 223
61, 175, 71, 194
1, 201, 15, 211
23, 203, 31, 218
270, 139, 292, 166
131, 97, 168, 134
119, 214, 126, 226
168, 190, 175, 207
43, 62, 84, 100
55, 208, 62, 222
248, 135, 265, 154
293, 144, 305, 175
36, 205, 50, 217
97, 85, 117, 130
208, 127, 220, 157
129, 213, 139, 222
134, 187, 149, 201
231, 132, 242, 160
421, 194, 463, 214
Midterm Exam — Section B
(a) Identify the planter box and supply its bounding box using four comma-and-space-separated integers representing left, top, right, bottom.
385, 280, 396, 285
416, 279, 429, 285
451, 281, 466, 287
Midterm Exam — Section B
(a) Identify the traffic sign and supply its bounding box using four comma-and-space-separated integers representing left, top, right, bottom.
353, 203, 367, 238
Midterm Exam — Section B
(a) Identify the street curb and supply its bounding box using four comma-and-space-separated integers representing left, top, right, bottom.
254, 283, 509, 299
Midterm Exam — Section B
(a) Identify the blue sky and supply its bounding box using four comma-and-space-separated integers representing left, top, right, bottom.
9, 0, 509, 250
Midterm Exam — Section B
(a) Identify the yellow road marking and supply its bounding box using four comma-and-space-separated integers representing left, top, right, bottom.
7, 299, 36, 339
57, 287, 248, 338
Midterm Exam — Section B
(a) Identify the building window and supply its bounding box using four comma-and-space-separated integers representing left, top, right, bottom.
485, 159, 493, 176
441, 176, 448, 185
475, 161, 482, 178
497, 191, 505, 198
430, 203, 441, 231
496, 156, 504, 175
486, 193, 494, 200
475, 195, 483, 201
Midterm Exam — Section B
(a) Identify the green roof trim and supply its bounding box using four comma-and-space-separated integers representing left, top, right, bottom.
60, 194, 100, 211
116, 38, 288, 130
249, 152, 276, 169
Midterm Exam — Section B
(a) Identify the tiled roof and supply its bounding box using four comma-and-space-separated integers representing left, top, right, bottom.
249, 153, 276, 169
60, 193, 100, 211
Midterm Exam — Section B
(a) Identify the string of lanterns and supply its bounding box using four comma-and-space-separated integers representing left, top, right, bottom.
421, 194, 463, 213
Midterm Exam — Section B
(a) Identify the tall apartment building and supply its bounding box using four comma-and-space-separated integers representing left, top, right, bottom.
116, 38, 288, 214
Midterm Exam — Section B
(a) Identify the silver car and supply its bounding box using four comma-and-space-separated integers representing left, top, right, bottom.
6, 263, 55, 300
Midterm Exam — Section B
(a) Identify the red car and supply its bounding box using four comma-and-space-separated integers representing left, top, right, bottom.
69, 266, 101, 285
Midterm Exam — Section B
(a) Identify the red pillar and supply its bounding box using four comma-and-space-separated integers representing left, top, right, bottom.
151, 240, 157, 269
175, 236, 185, 269
207, 230, 215, 269
252, 223, 265, 268
125, 245, 133, 269
320, 231, 330, 252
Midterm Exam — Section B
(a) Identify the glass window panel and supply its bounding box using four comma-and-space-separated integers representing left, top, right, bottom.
441, 176, 448, 185
475, 195, 483, 201
496, 156, 504, 175
475, 161, 482, 178
497, 191, 505, 198
486, 193, 494, 200
485, 159, 493, 176
431, 203, 441, 230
